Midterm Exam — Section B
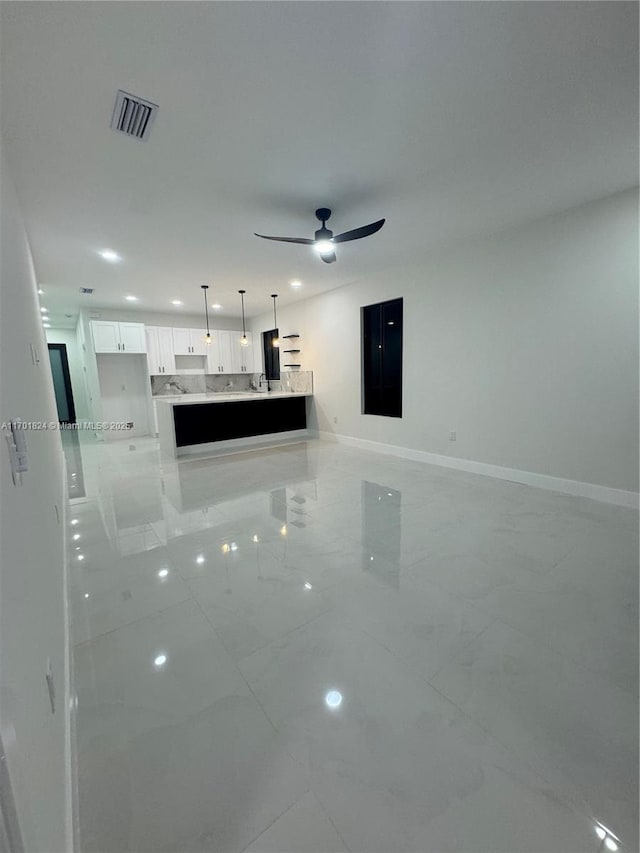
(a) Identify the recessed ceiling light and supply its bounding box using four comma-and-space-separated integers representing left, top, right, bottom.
290, 280, 302, 288
153, 654, 167, 668
325, 690, 343, 709
40, 307, 48, 313
211, 304, 222, 310
98, 249, 121, 262
43, 323, 51, 328
38, 288, 44, 295
125, 295, 138, 302
171, 300, 184, 306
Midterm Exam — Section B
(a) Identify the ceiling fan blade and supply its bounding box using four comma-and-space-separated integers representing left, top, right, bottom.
254, 233, 315, 245
332, 218, 385, 244
320, 251, 336, 264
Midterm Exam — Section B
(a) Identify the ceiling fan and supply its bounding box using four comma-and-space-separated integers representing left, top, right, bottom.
254, 208, 385, 264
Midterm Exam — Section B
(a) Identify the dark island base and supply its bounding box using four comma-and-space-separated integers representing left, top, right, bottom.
173, 396, 308, 447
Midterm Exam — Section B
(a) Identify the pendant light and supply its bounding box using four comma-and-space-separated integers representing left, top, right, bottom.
271, 294, 280, 347
239, 290, 249, 347
201, 285, 212, 344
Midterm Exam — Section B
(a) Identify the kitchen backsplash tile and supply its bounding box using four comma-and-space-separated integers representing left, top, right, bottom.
151, 370, 313, 397
268, 370, 313, 394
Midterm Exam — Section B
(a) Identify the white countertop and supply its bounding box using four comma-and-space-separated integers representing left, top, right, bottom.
154, 391, 311, 406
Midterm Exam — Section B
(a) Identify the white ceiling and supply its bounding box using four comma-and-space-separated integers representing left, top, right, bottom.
1, 2, 637, 328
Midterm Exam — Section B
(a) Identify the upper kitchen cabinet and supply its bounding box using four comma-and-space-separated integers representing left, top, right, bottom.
206, 329, 234, 374
173, 328, 208, 355
190, 329, 209, 356
91, 320, 146, 353
145, 326, 176, 375
119, 322, 147, 353
239, 331, 257, 373
206, 330, 261, 374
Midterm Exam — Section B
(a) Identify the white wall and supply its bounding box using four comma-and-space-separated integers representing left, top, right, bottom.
0, 150, 72, 850
45, 328, 90, 423
251, 189, 639, 495
96, 354, 151, 440
83, 307, 242, 330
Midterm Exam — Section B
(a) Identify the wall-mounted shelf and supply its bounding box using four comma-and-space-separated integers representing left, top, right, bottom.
282, 333, 301, 371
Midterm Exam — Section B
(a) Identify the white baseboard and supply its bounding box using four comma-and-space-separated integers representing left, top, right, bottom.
61, 454, 79, 852
318, 431, 639, 509
178, 429, 312, 459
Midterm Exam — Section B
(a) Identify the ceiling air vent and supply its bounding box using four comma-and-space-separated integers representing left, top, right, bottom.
110, 90, 158, 142
80, 287, 94, 294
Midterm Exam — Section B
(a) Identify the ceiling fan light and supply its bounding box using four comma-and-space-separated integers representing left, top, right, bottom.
314, 240, 334, 255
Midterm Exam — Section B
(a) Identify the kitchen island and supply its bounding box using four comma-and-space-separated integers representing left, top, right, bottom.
155, 391, 313, 458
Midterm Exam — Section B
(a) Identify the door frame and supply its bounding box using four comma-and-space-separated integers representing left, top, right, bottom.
47, 343, 77, 424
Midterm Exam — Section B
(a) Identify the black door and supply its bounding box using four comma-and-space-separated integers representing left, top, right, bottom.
48, 343, 76, 424
362, 298, 403, 418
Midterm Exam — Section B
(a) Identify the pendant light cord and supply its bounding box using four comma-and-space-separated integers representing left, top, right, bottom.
239, 290, 246, 337
201, 285, 210, 337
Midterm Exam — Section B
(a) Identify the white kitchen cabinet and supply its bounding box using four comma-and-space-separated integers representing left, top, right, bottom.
204, 330, 260, 374
172, 327, 192, 355
226, 330, 244, 373
207, 330, 243, 373
92, 320, 146, 354
91, 321, 120, 353
118, 322, 147, 353
252, 333, 264, 374
189, 328, 209, 355
145, 326, 176, 375
239, 331, 256, 373
172, 327, 209, 355
207, 330, 230, 374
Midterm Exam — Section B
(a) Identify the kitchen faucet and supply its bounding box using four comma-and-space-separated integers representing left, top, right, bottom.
259, 373, 271, 392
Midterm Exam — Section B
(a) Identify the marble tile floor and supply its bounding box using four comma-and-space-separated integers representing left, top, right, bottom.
67, 436, 638, 853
